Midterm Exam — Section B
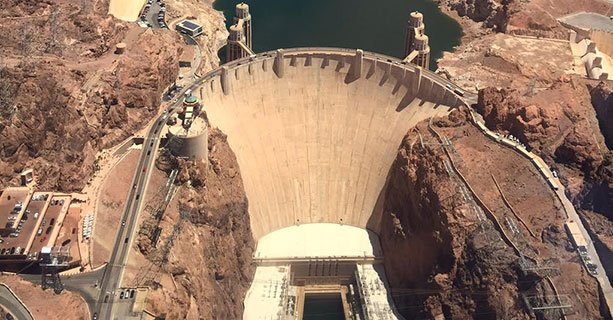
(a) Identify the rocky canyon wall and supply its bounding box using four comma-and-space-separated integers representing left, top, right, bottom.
139, 128, 255, 319
0, 0, 183, 191
380, 112, 527, 319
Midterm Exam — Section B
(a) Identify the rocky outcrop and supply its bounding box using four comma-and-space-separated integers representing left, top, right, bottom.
474, 81, 613, 219
0, 0, 182, 191
380, 115, 530, 319
143, 128, 255, 319
589, 82, 613, 150
444, 0, 516, 32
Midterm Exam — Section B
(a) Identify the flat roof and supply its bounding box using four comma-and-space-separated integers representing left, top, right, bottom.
29, 195, 70, 255
178, 20, 202, 31
559, 12, 613, 33
0, 187, 30, 229
0, 193, 49, 255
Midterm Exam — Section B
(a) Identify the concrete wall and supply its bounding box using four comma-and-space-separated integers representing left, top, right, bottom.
166, 130, 208, 160
590, 30, 613, 58
197, 48, 464, 239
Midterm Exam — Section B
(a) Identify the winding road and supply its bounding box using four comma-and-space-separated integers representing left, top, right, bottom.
0, 284, 33, 320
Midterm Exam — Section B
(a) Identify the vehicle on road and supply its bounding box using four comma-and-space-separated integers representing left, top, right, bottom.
122, 220, 126, 226
93, 312, 98, 320
587, 263, 598, 276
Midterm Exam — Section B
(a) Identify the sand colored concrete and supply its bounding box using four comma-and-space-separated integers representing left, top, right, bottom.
199, 49, 458, 239
243, 265, 290, 319
255, 224, 382, 260
108, 0, 147, 22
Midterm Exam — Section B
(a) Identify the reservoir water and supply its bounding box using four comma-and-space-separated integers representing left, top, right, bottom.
214, 0, 463, 70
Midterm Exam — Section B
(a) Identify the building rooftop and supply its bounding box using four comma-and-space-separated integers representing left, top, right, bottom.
168, 116, 207, 137
29, 195, 70, 256
559, 12, 613, 33
0, 187, 31, 231
184, 95, 198, 104
178, 20, 202, 31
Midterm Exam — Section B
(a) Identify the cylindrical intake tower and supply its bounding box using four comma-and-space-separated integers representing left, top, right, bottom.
414, 33, 430, 70
227, 24, 248, 62
404, 11, 425, 57
409, 11, 424, 28
234, 2, 252, 49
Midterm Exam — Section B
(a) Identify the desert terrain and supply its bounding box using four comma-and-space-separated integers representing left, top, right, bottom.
437, 0, 613, 284
0, 274, 89, 319
0, 0, 611, 318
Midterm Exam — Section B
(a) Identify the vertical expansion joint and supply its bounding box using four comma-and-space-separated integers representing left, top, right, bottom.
220, 66, 230, 95
274, 49, 285, 78
413, 66, 422, 95
353, 49, 364, 78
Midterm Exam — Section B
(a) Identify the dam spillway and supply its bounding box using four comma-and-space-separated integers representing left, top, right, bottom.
192, 47, 465, 318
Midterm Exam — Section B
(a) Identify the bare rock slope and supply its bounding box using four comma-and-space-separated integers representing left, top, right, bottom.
0, 0, 182, 191
381, 110, 602, 319
139, 128, 255, 319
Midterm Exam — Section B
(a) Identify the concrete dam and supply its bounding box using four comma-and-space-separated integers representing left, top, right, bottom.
189, 47, 466, 318
199, 48, 464, 239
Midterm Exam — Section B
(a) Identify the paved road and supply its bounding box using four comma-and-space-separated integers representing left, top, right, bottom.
95, 114, 168, 319
95, 78, 205, 320
554, 184, 613, 315
0, 284, 33, 320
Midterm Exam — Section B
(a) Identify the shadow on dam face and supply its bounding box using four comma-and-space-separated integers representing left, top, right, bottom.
198, 48, 461, 240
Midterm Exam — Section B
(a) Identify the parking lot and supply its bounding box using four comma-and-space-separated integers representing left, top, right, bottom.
28, 196, 70, 255
138, 0, 167, 29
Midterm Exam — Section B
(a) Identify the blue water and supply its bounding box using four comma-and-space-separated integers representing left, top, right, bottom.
213, 0, 463, 70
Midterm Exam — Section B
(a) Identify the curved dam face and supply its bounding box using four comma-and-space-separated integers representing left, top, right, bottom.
197, 48, 464, 240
